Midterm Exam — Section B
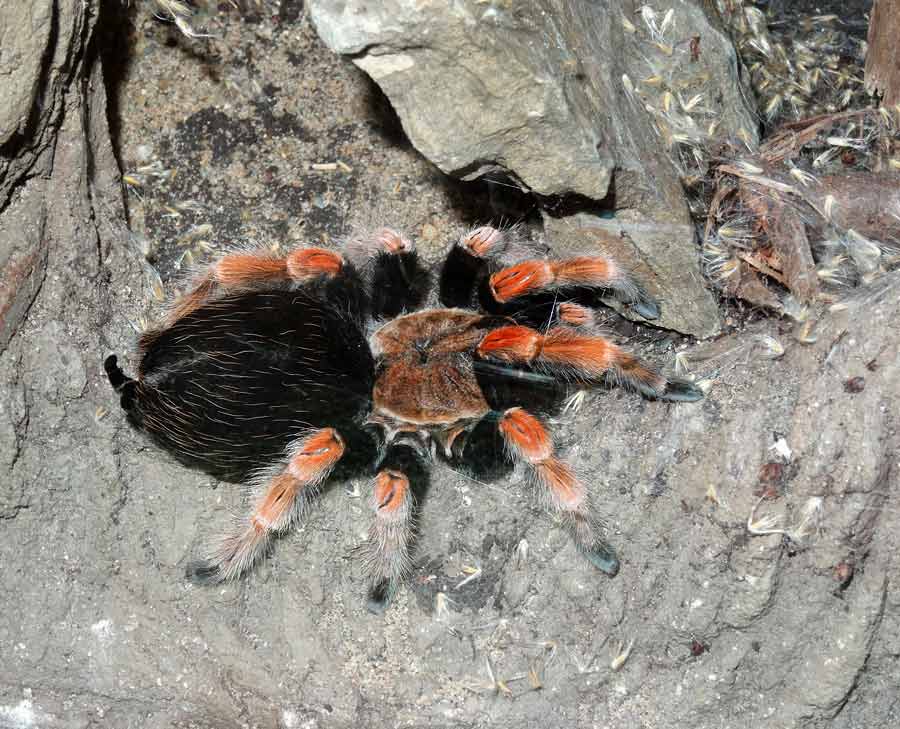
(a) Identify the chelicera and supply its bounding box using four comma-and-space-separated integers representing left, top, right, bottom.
105, 226, 701, 611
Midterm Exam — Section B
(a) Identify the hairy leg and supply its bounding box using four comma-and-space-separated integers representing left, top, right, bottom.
488, 256, 660, 320
438, 224, 658, 321
497, 407, 619, 575
344, 227, 427, 318
166, 247, 346, 326
363, 442, 425, 613
476, 324, 702, 401
439, 226, 510, 308
187, 428, 345, 583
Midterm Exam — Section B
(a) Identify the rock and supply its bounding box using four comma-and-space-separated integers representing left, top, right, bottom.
0, 0, 96, 354
0, 194, 48, 354
309, 0, 755, 201
25, 321, 88, 402
865, 0, 900, 106
544, 211, 721, 336
0, 1, 54, 148
309, 0, 757, 335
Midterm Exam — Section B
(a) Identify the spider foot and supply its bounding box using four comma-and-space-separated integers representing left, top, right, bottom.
580, 541, 620, 577
658, 379, 704, 403
366, 578, 397, 614
185, 560, 224, 585
628, 291, 660, 321
459, 225, 508, 259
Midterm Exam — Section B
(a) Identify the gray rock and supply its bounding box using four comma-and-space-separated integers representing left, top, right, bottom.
309, 0, 757, 335
544, 210, 721, 335
0, 1, 53, 147
0, 0, 85, 210
0, 0, 93, 354
309, 0, 754, 201
25, 321, 88, 402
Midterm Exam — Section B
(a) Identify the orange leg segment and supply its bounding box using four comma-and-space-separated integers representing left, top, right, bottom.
215, 253, 290, 286
215, 248, 343, 286
373, 469, 411, 514
364, 467, 415, 613
165, 247, 344, 327
489, 260, 555, 303
489, 257, 622, 302
498, 408, 619, 575
189, 428, 345, 583
487, 255, 660, 320
477, 325, 671, 397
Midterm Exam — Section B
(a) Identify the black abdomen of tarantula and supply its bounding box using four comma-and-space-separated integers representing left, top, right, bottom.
108, 289, 376, 481
106, 226, 701, 612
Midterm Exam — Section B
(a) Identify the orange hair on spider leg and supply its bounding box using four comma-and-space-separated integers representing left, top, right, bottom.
489, 260, 554, 302
167, 274, 216, 324
535, 458, 585, 510
477, 325, 542, 363
551, 256, 619, 287
540, 329, 614, 376
499, 407, 553, 464
252, 472, 298, 532
215, 254, 288, 286
374, 469, 410, 514
614, 352, 667, 393
286, 248, 344, 279
288, 428, 345, 482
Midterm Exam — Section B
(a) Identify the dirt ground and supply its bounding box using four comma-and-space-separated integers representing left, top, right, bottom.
1, 3, 898, 729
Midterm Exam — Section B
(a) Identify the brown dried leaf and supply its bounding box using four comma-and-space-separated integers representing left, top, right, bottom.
768, 203, 819, 303
722, 260, 783, 310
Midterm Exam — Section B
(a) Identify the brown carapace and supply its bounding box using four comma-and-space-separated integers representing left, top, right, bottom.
105, 225, 701, 612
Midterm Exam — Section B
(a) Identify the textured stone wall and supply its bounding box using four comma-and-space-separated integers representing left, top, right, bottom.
0, 4, 897, 728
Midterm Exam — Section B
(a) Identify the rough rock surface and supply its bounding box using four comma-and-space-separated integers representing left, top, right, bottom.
308, 0, 758, 336
1, 3, 898, 729
308, 0, 754, 202
0, 0, 105, 352
543, 211, 717, 335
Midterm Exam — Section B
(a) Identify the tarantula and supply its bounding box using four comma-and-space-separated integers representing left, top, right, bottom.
105, 225, 701, 612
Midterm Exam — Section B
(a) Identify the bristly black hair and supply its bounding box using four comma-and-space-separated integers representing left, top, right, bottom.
112, 288, 376, 481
